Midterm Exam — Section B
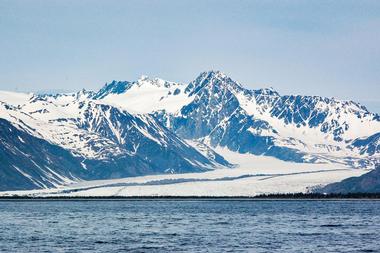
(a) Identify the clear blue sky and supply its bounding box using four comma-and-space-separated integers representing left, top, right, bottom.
1, 0, 379, 112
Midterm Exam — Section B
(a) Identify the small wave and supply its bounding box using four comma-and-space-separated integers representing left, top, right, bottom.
320, 224, 343, 227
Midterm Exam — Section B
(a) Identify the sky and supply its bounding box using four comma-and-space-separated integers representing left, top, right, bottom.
0, 0, 379, 112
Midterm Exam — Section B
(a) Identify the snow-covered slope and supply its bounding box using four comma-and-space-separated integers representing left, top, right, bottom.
0, 90, 231, 190
96, 71, 380, 169
351, 133, 380, 156
0, 118, 83, 190
95, 76, 192, 114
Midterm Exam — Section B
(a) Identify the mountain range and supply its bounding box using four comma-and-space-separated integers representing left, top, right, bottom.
0, 71, 379, 192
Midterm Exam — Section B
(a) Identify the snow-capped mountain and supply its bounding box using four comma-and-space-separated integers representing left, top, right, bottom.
1, 70, 379, 191
95, 70, 380, 169
0, 89, 230, 190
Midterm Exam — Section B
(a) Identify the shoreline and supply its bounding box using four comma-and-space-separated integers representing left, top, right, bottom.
1, 193, 380, 200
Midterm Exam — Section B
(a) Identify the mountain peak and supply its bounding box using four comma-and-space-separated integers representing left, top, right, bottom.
204, 70, 227, 78
185, 70, 242, 94
136, 75, 178, 88
92, 80, 131, 99
138, 75, 149, 81
75, 89, 94, 100
199, 70, 230, 81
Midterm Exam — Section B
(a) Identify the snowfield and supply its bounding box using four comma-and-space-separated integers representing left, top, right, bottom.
100, 76, 193, 114
0, 148, 366, 197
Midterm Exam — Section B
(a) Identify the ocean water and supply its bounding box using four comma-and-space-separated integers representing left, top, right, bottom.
0, 200, 379, 253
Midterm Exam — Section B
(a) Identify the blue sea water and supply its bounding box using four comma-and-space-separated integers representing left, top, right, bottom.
0, 200, 379, 252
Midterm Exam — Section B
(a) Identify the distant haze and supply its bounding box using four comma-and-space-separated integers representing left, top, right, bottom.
0, 0, 379, 112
